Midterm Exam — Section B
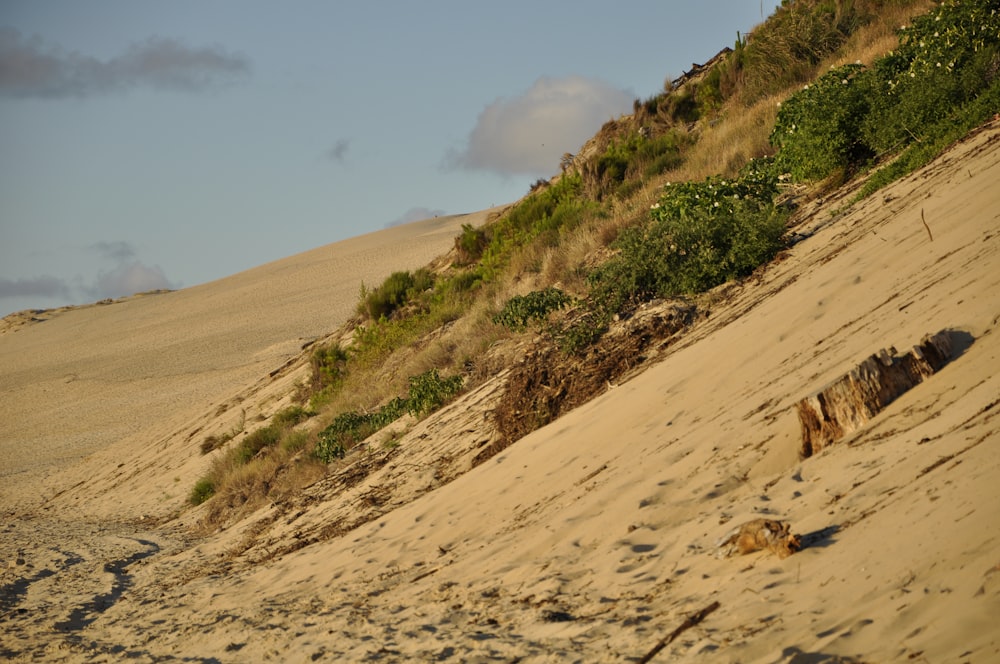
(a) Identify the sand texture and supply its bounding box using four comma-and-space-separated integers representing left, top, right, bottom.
1, 124, 999, 662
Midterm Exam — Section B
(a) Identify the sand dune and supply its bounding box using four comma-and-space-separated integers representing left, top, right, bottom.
1, 124, 998, 662
0, 209, 501, 506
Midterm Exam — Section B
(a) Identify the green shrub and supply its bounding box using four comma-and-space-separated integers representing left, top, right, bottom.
272, 405, 311, 428
771, 63, 872, 181
585, 132, 688, 200
315, 411, 370, 462
351, 303, 463, 369
479, 174, 591, 277
494, 288, 573, 331
589, 165, 787, 312
310, 343, 348, 392
406, 369, 464, 417
314, 397, 407, 462
235, 424, 282, 464
863, 0, 1000, 154
858, 75, 1000, 199
360, 269, 436, 320
189, 477, 215, 505
454, 223, 488, 265
772, 0, 1000, 186
313, 370, 462, 463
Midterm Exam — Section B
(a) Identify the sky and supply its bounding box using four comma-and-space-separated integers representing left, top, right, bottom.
0, 1, 779, 316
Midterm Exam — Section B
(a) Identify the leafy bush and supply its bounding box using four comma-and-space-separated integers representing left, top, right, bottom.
234, 424, 282, 464
310, 343, 348, 393
590, 165, 787, 312
454, 223, 488, 265
360, 268, 435, 320
314, 370, 462, 463
493, 288, 573, 331
272, 405, 311, 428
315, 411, 370, 462
863, 0, 1000, 154
351, 301, 464, 369
857, 75, 1000, 199
771, 0, 1000, 184
771, 63, 872, 181
585, 132, 688, 199
189, 477, 215, 506
406, 369, 464, 417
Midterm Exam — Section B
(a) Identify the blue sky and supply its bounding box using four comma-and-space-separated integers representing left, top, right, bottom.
0, 1, 777, 316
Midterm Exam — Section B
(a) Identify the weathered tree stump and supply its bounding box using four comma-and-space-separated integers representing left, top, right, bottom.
796, 330, 956, 457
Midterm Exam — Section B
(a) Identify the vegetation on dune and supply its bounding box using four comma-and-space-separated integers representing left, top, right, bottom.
773, 0, 1000, 188
190, 0, 999, 526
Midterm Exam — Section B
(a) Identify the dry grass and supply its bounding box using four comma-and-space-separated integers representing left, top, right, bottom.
198, 437, 326, 532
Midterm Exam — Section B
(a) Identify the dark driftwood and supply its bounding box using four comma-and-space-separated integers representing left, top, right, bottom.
638, 601, 721, 663
796, 330, 954, 457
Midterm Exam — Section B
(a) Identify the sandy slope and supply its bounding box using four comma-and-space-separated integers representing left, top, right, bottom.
0, 208, 502, 512
1, 124, 999, 662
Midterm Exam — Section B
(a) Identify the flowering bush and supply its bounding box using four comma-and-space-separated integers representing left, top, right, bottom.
771, 63, 871, 181
863, 0, 1000, 154
771, 0, 1000, 182
588, 164, 786, 311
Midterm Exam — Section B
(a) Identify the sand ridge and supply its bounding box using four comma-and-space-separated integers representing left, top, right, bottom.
1, 124, 999, 661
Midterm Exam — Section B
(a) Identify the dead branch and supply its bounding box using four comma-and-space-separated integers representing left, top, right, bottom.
638, 600, 721, 663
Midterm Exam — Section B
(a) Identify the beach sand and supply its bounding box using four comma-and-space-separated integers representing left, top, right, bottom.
1, 124, 998, 662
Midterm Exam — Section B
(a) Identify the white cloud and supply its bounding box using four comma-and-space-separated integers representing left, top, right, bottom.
88, 261, 175, 299
448, 75, 633, 177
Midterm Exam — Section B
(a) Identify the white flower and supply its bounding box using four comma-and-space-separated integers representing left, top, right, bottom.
714, 201, 720, 208
651, 203, 660, 209
842, 79, 849, 84
937, 62, 942, 67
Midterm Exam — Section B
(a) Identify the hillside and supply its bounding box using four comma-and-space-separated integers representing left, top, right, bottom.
3, 0, 1000, 661
3, 115, 997, 663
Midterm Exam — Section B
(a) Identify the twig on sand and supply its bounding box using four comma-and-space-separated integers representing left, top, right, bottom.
638, 600, 721, 663
921, 209, 933, 242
